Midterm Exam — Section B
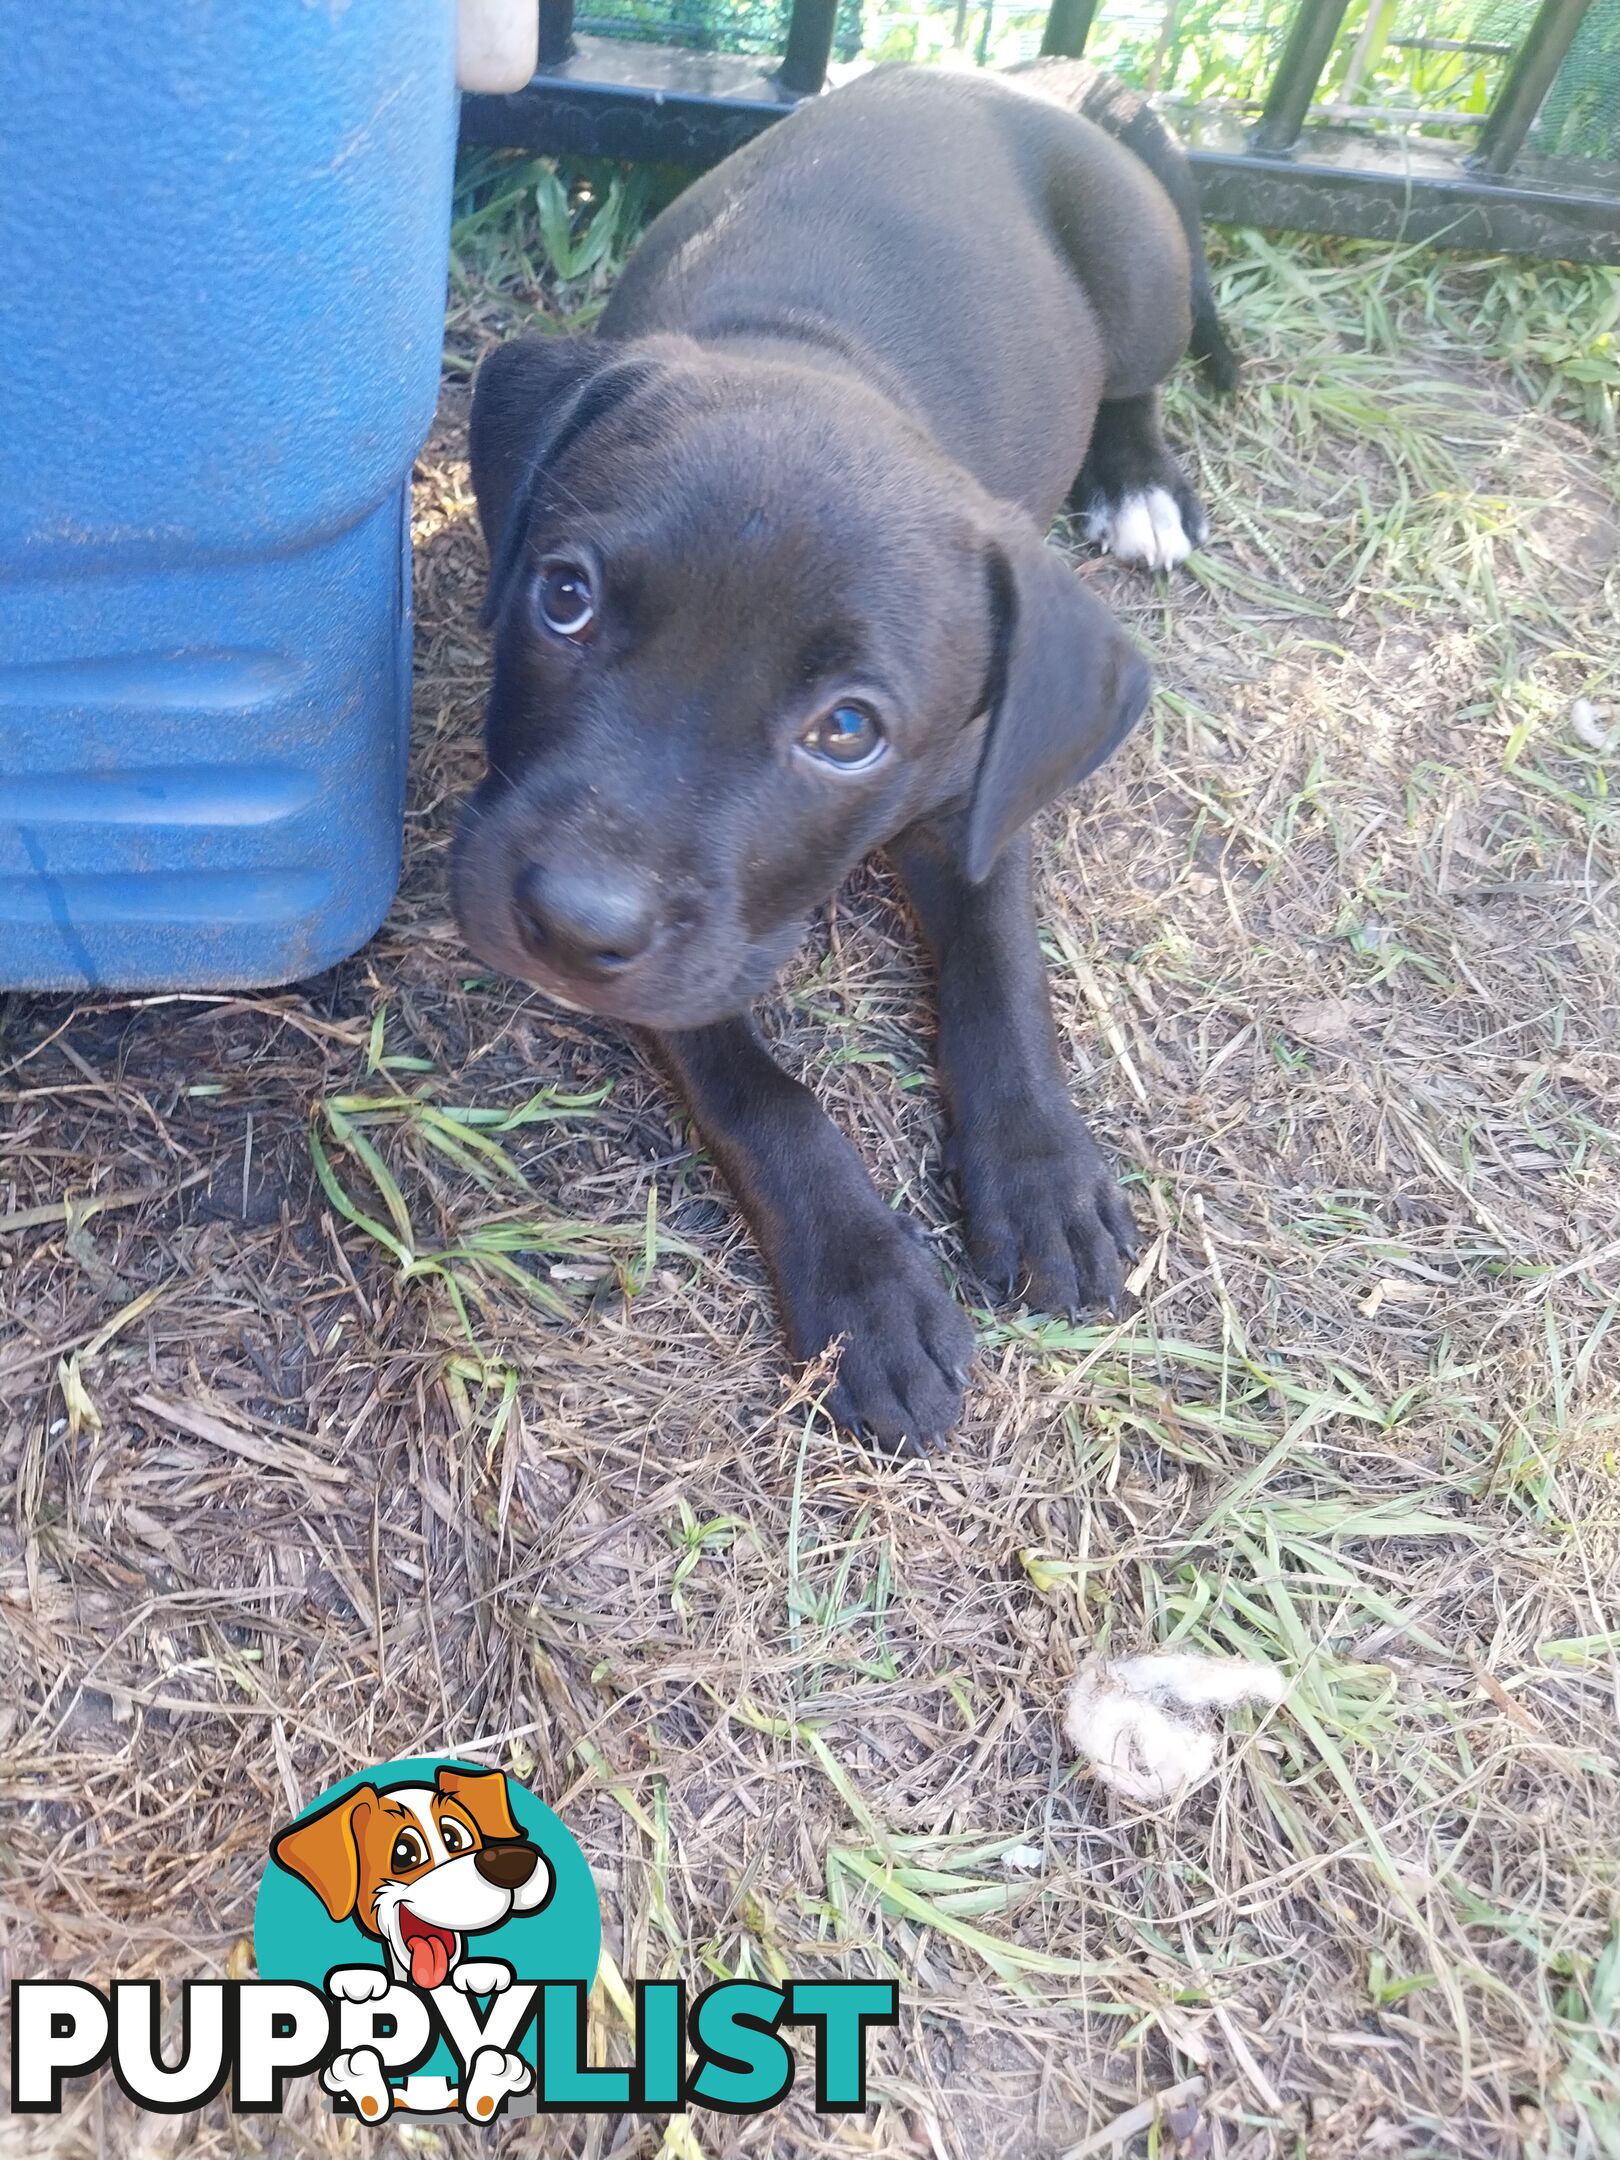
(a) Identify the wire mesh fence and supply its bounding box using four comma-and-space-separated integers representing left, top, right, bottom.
562, 0, 1618, 168
575, 0, 864, 59
1529, 0, 1620, 156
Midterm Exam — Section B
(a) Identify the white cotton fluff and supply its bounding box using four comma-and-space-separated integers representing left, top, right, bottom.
1064, 1651, 1287, 1806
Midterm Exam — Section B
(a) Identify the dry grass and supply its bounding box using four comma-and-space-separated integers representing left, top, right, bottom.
3, 204, 1618, 2160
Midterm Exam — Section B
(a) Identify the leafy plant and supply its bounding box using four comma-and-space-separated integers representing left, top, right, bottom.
309, 1068, 692, 1334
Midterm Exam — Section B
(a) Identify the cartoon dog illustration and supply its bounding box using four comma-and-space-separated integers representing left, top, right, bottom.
271, 1764, 553, 2120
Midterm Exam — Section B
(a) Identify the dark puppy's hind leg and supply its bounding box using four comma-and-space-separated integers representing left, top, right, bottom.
1189, 264, 1241, 396
1065, 63, 1240, 394
1072, 390, 1207, 574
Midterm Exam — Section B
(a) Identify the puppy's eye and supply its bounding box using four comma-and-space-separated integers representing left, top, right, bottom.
799, 702, 885, 770
390, 1830, 427, 1872
441, 1820, 471, 1854
536, 559, 595, 641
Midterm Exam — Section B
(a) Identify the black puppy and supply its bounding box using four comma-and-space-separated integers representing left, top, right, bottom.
455, 64, 1227, 1448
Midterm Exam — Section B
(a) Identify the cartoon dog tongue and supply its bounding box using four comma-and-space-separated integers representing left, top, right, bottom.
404, 1921, 452, 1989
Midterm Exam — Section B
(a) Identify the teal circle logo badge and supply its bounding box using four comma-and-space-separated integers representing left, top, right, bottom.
253, 1756, 599, 2123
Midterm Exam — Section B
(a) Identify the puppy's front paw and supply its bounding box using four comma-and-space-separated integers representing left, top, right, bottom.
452, 1959, 514, 1996
327, 1965, 391, 2003
462, 2046, 532, 2121
322, 2046, 394, 2120
784, 1221, 975, 1453
1079, 478, 1206, 573
958, 1106, 1137, 1319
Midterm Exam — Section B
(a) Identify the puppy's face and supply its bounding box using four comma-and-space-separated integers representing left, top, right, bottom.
270, 1767, 554, 1990
359, 1786, 518, 1989
453, 342, 1149, 1030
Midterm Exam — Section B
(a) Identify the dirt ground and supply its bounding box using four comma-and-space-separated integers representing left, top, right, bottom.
3, 222, 1618, 2160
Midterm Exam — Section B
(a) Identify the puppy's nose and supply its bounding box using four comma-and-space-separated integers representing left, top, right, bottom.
514, 862, 656, 978
475, 1841, 539, 1889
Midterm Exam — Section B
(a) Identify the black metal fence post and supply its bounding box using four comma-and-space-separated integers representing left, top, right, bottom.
1039, 0, 1100, 62
1469, 0, 1595, 175
537, 0, 575, 69
1249, 0, 1355, 156
778, 0, 839, 95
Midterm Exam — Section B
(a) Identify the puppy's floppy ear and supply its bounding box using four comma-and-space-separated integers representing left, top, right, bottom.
436, 1763, 523, 1843
270, 1784, 377, 1922
470, 336, 655, 628
964, 519, 1151, 882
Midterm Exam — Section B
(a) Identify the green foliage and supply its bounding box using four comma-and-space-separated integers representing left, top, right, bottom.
451, 150, 657, 324
858, 0, 1617, 159
308, 1020, 694, 1333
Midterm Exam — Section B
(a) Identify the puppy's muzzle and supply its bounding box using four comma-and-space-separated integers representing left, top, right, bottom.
475, 1840, 543, 1890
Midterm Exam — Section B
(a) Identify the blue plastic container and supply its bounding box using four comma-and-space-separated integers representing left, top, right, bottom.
1, 1, 458, 989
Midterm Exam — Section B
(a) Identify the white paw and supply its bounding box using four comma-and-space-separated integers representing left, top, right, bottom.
327, 1965, 391, 2003
462, 2046, 532, 2121
322, 2046, 394, 2121
1082, 485, 1201, 572
451, 1958, 513, 1996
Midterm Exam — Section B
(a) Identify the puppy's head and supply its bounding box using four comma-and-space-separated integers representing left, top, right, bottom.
271, 1766, 553, 1989
453, 335, 1149, 1029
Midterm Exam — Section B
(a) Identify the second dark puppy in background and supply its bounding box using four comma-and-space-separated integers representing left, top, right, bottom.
455, 63, 1236, 1449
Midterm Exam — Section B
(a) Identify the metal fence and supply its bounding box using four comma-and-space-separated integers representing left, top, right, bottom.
460, 0, 1620, 261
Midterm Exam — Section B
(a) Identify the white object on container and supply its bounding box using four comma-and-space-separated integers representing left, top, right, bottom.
1064, 1651, 1286, 1806
458, 0, 540, 93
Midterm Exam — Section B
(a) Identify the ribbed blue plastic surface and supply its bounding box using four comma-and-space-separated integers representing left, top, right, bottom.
0, 1, 458, 989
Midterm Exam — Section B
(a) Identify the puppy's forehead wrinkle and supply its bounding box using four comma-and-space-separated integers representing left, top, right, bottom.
563, 371, 947, 528
549, 355, 669, 474
796, 622, 870, 687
